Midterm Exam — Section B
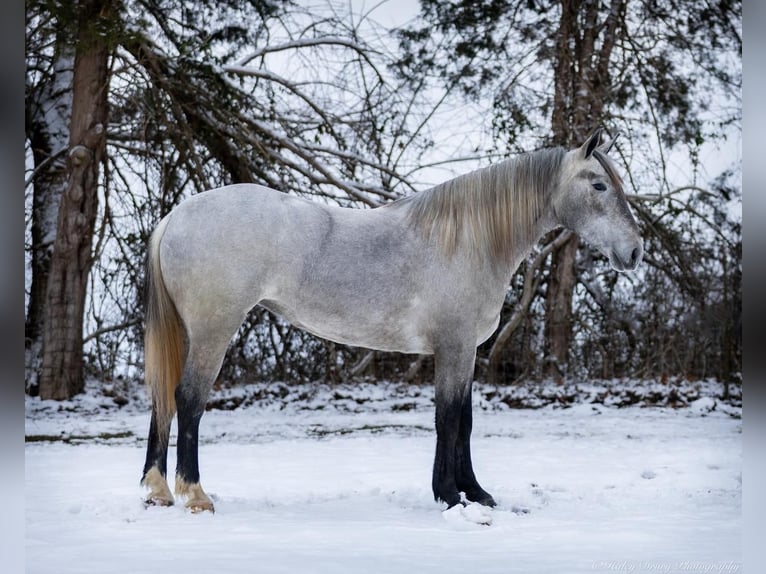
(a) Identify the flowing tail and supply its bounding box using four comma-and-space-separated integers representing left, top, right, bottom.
144, 215, 185, 440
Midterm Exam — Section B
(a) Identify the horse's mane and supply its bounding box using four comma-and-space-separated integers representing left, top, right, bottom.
392, 147, 566, 262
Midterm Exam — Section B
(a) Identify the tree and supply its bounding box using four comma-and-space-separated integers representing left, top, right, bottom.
33, 0, 113, 399
25, 2, 74, 393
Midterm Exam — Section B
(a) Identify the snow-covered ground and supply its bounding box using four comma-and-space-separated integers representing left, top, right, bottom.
25, 379, 742, 574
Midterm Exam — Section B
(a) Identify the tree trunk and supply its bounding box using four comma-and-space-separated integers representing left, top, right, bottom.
542, 0, 624, 381
543, 235, 578, 381
25, 43, 74, 394
38, 0, 111, 400
543, 0, 580, 382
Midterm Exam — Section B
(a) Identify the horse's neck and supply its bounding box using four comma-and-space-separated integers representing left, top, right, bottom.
395, 149, 563, 270
497, 203, 559, 280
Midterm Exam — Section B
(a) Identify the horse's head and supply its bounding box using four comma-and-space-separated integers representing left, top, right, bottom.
553, 129, 643, 271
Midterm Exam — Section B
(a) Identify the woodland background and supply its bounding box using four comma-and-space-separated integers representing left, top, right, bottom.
24, 0, 742, 401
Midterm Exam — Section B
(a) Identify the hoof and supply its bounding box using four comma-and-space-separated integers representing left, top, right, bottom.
186, 499, 215, 514
142, 467, 174, 508
175, 476, 215, 514
465, 489, 497, 508
144, 496, 174, 508
436, 492, 463, 509
473, 494, 497, 508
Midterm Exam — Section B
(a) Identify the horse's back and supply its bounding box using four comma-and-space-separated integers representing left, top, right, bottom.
155, 185, 432, 351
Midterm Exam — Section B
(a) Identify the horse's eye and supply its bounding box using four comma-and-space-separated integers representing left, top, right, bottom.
592, 182, 607, 191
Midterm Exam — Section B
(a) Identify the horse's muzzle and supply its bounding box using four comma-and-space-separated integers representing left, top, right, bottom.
610, 244, 643, 271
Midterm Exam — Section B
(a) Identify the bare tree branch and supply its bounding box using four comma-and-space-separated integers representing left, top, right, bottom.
488, 230, 573, 367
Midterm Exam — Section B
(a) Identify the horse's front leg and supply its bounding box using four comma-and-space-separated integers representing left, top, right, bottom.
455, 381, 496, 507
432, 382, 463, 508
432, 343, 494, 508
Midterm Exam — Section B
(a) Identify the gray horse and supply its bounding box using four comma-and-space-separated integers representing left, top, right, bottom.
141, 128, 642, 513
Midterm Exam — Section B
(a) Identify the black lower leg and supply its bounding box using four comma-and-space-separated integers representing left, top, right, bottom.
431, 340, 485, 509
175, 384, 205, 485
432, 398, 463, 508
142, 406, 171, 481
455, 385, 496, 507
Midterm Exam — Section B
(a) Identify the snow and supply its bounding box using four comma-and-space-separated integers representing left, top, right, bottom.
25, 379, 742, 574
442, 501, 493, 527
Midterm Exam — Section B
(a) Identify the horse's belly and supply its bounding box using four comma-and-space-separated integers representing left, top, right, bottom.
258, 299, 432, 355
305, 323, 431, 355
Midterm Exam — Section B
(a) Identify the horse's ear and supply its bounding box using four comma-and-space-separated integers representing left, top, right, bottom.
598, 131, 621, 154
579, 128, 603, 159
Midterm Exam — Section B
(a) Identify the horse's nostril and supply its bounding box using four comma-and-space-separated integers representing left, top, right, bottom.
630, 247, 640, 264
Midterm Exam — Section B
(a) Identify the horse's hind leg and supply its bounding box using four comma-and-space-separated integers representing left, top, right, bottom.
174, 317, 244, 513
173, 353, 228, 513
142, 407, 174, 506
173, 362, 215, 512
